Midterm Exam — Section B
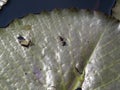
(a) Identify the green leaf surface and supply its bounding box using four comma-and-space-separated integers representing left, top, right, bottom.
0, 9, 120, 90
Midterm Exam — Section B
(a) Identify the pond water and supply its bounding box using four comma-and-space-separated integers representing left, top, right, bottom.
0, 0, 115, 28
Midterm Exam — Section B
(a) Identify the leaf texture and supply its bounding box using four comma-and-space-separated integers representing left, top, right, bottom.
0, 9, 120, 90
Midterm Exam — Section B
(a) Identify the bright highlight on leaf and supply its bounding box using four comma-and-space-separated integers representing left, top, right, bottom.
0, 9, 120, 90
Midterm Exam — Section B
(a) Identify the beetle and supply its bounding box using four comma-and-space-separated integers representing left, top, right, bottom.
58, 36, 67, 46
58, 36, 64, 41
17, 35, 32, 48
17, 35, 25, 41
61, 41, 67, 46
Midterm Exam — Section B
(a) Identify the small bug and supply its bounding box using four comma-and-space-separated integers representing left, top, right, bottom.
17, 35, 25, 41
17, 35, 32, 48
58, 36, 64, 41
58, 36, 67, 46
61, 41, 67, 46
75, 87, 82, 90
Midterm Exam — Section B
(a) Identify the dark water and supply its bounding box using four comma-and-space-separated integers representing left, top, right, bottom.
0, 0, 115, 28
